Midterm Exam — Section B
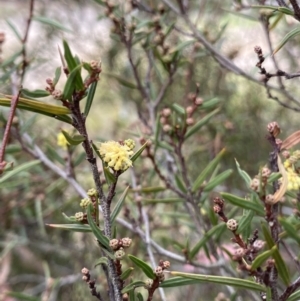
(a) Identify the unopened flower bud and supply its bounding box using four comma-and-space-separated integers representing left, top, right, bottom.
144, 279, 153, 289
110, 239, 119, 250
226, 219, 238, 231
75, 212, 84, 221
80, 197, 91, 208
115, 249, 126, 260
87, 188, 98, 197
261, 166, 271, 178
195, 97, 203, 105
52, 89, 63, 100
154, 266, 163, 276
160, 116, 168, 125
267, 121, 280, 137
46, 78, 53, 85
186, 118, 194, 125
250, 178, 260, 191
186, 106, 194, 115
265, 194, 274, 204
81, 267, 89, 275
158, 273, 165, 282
253, 240, 265, 251
163, 124, 171, 132
121, 237, 132, 248
163, 261, 170, 269
162, 108, 171, 117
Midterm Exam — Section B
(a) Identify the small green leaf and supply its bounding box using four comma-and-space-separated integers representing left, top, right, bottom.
103, 166, 117, 184
131, 141, 148, 163
94, 257, 108, 267
128, 254, 155, 279
185, 108, 219, 140
171, 103, 186, 115
189, 223, 226, 260
157, 140, 173, 151
122, 281, 145, 294
279, 218, 300, 245
62, 212, 77, 222
201, 97, 220, 110
87, 204, 110, 250
120, 267, 134, 280
53, 67, 62, 86
168, 40, 194, 54
267, 172, 281, 183
251, 246, 276, 270
287, 290, 300, 301
104, 72, 138, 89
0, 160, 40, 184
160, 277, 210, 288
46, 223, 92, 232
235, 159, 251, 187
6, 20, 22, 41
5, 292, 40, 301
138, 186, 166, 193
192, 148, 226, 192
236, 209, 255, 236
203, 169, 233, 192
142, 198, 184, 205
221, 192, 265, 215
61, 130, 85, 146
84, 81, 98, 117
136, 292, 144, 301
33, 16, 72, 32
92, 142, 102, 159
63, 65, 84, 100
175, 174, 187, 192
262, 223, 290, 286
111, 186, 129, 223
0, 49, 22, 68
21, 89, 50, 98
273, 27, 300, 55
251, 5, 294, 16
169, 272, 266, 291
63, 40, 84, 90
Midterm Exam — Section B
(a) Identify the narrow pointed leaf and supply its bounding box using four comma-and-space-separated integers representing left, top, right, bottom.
6, 19, 22, 41
33, 16, 72, 32
279, 218, 300, 245
192, 148, 226, 192
46, 223, 92, 232
287, 290, 300, 301
273, 27, 300, 55
63, 65, 83, 100
94, 257, 108, 267
143, 198, 184, 205
104, 72, 138, 89
236, 209, 255, 235
203, 169, 233, 192
172, 103, 186, 115
175, 174, 187, 192
84, 81, 98, 117
262, 223, 290, 285
103, 166, 117, 184
235, 158, 251, 187
169, 272, 266, 291
251, 246, 276, 270
53, 66, 62, 86
190, 223, 226, 260
201, 97, 220, 110
160, 277, 206, 288
0, 160, 40, 184
128, 254, 155, 279
120, 267, 134, 280
251, 5, 294, 15
131, 141, 148, 163
62, 212, 77, 222
21, 89, 50, 98
221, 192, 265, 215
111, 186, 129, 223
185, 108, 219, 140
122, 281, 145, 294
87, 204, 110, 250
5, 292, 40, 301
136, 292, 144, 301
92, 142, 102, 159
61, 130, 85, 146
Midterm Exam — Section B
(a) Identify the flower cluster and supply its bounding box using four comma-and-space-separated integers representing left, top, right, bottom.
99, 139, 135, 171
57, 132, 70, 149
283, 150, 300, 191
109, 237, 132, 260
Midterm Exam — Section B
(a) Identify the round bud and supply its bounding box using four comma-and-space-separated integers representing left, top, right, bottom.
226, 219, 238, 231
267, 121, 280, 137
195, 97, 203, 106
163, 124, 171, 132
144, 279, 153, 289
115, 249, 126, 260
75, 212, 84, 221
87, 188, 98, 197
154, 266, 163, 276
158, 273, 165, 282
162, 108, 171, 117
265, 194, 274, 204
81, 267, 89, 275
186, 118, 194, 125
261, 167, 271, 178
121, 237, 132, 248
110, 239, 119, 250
250, 178, 260, 191
186, 106, 194, 114
163, 261, 170, 269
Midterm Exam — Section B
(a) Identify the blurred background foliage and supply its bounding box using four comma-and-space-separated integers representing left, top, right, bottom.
1, 0, 300, 300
